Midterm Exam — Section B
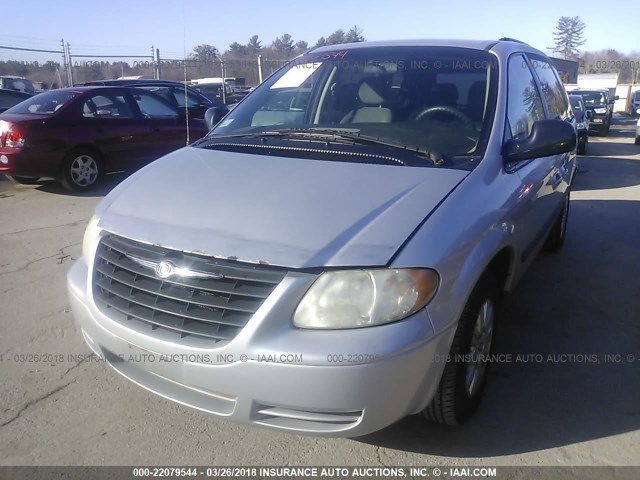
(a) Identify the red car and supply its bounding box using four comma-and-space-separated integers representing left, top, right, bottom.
0, 86, 210, 191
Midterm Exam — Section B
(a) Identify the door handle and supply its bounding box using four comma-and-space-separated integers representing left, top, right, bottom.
121, 135, 134, 142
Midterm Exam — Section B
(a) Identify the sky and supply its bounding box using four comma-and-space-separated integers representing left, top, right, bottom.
1, 0, 637, 64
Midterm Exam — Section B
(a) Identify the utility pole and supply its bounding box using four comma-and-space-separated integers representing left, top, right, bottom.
257, 54, 263, 84
151, 45, 156, 79
60, 39, 68, 87
66, 42, 74, 86
215, 55, 226, 104
156, 48, 162, 80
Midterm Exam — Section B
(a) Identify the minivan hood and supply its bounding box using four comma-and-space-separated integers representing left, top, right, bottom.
97, 147, 468, 268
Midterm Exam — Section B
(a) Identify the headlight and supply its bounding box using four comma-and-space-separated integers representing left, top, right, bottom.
576, 122, 586, 130
82, 215, 101, 265
594, 108, 607, 114
293, 268, 439, 329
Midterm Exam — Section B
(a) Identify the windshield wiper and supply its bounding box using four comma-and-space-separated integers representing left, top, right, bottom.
203, 128, 446, 165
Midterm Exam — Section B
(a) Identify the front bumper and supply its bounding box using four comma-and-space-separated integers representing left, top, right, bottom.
67, 259, 454, 437
588, 115, 608, 132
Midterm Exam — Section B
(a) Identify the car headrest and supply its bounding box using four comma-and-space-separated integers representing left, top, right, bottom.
358, 79, 386, 105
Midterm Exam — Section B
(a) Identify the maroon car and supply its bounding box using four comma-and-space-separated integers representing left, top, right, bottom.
0, 86, 210, 191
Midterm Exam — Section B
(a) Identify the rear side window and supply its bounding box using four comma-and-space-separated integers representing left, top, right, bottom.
83, 94, 133, 118
172, 88, 201, 108
507, 54, 545, 139
133, 92, 179, 118
529, 56, 569, 120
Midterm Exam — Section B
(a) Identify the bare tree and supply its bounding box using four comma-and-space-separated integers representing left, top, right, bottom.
552, 16, 586, 60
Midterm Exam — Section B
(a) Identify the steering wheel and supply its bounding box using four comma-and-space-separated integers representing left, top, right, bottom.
415, 105, 475, 130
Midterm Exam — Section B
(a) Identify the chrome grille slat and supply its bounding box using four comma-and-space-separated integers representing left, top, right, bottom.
99, 293, 236, 340
100, 235, 284, 284
95, 263, 261, 314
98, 247, 274, 298
93, 234, 287, 344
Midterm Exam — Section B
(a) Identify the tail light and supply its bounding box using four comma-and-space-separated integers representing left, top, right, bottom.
6, 128, 25, 148
0, 121, 25, 148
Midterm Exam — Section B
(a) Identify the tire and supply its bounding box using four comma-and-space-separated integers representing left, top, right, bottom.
635, 136, 640, 146
543, 189, 570, 252
59, 149, 103, 192
577, 138, 587, 155
5, 175, 40, 185
422, 273, 499, 425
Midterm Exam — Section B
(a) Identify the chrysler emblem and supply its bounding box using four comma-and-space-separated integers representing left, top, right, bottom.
125, 254, 224, 280
155, 261, 174, 279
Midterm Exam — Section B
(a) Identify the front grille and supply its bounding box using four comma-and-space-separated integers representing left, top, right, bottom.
92, 234, 287, 344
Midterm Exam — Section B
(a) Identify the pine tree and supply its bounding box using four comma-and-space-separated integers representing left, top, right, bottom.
552, 16, 586, 60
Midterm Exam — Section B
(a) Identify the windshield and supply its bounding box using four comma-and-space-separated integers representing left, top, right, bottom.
569, 96, 583, 111
579, 92, 606, 105
207, 47, 498, 161
5, 90, 78, 115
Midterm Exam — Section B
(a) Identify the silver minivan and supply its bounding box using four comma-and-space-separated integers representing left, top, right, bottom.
68, 39, 576, 436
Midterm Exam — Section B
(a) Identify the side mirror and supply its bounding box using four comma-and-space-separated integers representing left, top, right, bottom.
614, 95, 619, 101
503, 119, 576, 162
204, 106, 227, 129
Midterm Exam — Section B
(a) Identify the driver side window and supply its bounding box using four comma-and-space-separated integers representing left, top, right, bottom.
507, 55, 545, 139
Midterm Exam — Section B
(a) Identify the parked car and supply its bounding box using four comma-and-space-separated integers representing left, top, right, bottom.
0, 86, 210, 191
635, 115, 640, 145
0, 88, 32, 113
569, 94, 590, 155
83, 79, 228, 120
191, 82, 247, 105
68, 39, 576, 436
0, 76, 36, 95
630, 90, 640, 117
569, 88, 614, 135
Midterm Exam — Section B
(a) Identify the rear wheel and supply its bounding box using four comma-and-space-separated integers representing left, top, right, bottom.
422, 273, 499, 425
60, 149, 103, 192
5, 175, 40, 185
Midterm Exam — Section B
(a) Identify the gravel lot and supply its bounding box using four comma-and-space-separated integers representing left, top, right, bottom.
1, 117, 639, 466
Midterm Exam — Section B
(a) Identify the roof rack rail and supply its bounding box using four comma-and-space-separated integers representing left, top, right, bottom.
498, 37, 530, 45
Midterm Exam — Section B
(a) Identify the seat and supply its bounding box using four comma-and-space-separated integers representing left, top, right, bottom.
113, 100, 132, 118
340, 78, 392, 124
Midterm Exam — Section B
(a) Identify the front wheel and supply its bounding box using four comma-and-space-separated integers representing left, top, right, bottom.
577, 137, 587, 155
422, 273, 499, 425
543, 189, 570, 252
60, 149, 103, 192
